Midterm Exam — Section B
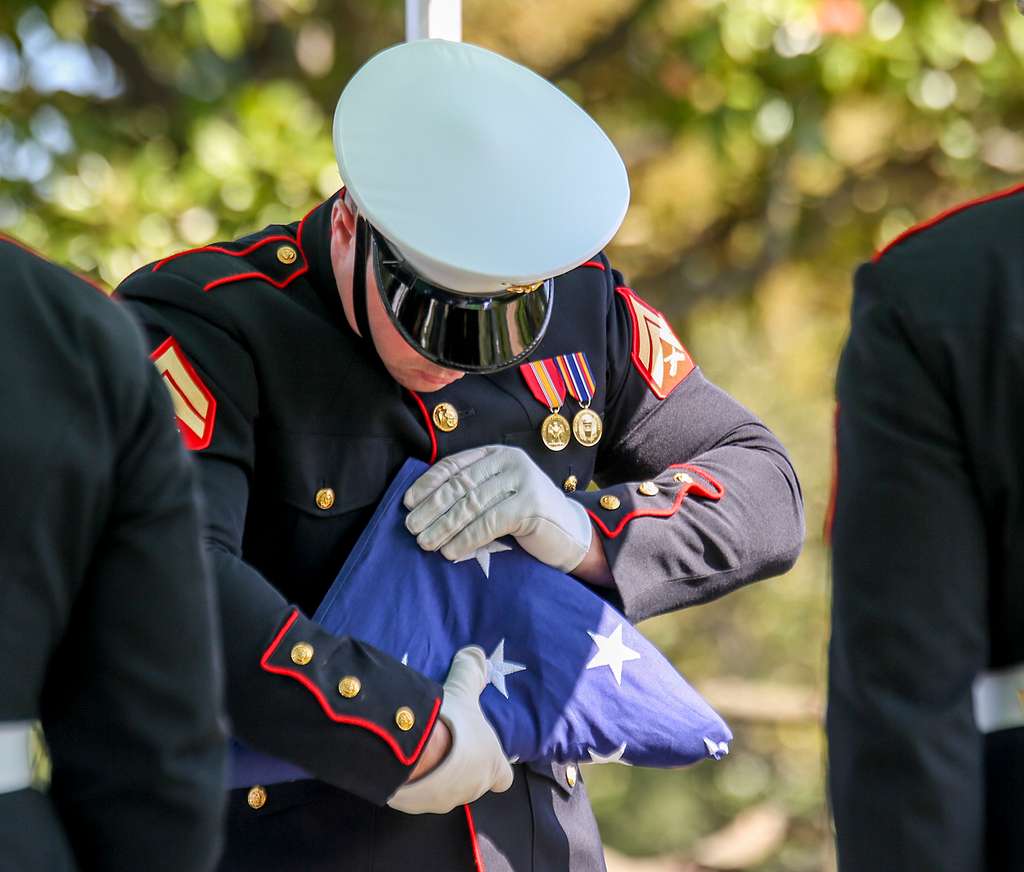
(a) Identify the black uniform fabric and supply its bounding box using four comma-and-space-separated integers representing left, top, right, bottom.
0, 238, 227, 871
117, 193, 804, 872
828, 186, 1024, 872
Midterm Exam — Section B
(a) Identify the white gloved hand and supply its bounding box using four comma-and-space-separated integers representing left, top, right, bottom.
388, 646, 513, 815
404, 445, 594, 573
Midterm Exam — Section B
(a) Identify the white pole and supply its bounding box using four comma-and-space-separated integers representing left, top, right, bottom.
405, 0, 462, 41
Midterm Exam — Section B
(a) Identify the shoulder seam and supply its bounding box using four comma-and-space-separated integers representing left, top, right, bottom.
874, 182, 1024, 262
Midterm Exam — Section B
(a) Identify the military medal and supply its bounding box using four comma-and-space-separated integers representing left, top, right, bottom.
520, 359, 571, 451
556, 352, 602, 447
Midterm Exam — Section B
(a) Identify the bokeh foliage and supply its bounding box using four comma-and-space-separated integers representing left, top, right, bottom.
3, 1, 1022, 869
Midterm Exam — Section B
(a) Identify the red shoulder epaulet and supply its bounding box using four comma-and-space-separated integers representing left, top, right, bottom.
873, 182, 1024, 262
149, 200, 321, 292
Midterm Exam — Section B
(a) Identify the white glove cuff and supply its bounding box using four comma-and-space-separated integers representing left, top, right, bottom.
559, 497, 595, 574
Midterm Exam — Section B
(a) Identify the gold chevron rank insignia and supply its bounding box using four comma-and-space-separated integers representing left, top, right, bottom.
150, 337, 217, 450
617, 286, 694, 399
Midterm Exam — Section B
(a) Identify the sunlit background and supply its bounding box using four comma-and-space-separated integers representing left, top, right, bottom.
3, 1, 1022, 869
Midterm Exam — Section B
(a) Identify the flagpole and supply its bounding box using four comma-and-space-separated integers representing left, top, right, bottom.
405, 0, 462, 41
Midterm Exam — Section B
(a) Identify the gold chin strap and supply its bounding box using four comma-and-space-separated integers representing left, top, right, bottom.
506, 281, 544, 295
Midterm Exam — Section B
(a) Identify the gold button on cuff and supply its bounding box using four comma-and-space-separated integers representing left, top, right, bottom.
338, 676, 362, 699
565, 765, 578, 788
673, 472, 693, 485
315, 488, 335, 511
276, 245, 298, 265
290, 642, 314, 666
563, 475, 578, 493
638, 481, 659, 497
247, 785, 267, 810
599, 495, 621, 511
432, 402, 459, 432
395, 706, 416, 731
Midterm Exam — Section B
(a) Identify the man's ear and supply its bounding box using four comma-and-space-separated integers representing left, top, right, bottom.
331, 192, 356, 241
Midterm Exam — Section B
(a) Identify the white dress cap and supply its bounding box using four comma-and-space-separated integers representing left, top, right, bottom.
333, 39, 629, 297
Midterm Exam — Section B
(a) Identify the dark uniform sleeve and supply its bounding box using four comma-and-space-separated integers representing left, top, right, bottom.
42, 312, 227, 870
827, 260, 987, 871
117, 267, 443, 804
572, 260, 805, 622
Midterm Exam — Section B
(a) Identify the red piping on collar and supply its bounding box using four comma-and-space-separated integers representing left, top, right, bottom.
580, 260, 606, 270
873, 182, 1024, 262
408, 390, 439, 464
464, 804, 485, 872
587, 464, 724, 539
260, 610, 441, 766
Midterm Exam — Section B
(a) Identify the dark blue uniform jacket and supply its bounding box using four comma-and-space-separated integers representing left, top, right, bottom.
118, 194, 804, 872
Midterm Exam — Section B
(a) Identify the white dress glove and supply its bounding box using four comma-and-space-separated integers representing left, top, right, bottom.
387, 646, 513, 815
404, 445, 594, 573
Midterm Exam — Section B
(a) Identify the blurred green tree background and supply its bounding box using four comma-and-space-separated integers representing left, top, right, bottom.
2, 1, 1021, 869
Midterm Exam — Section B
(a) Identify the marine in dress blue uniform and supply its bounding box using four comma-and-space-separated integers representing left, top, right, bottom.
118, 40, 805, 872
0, 237, 226, 871
828, 185, 1024, 872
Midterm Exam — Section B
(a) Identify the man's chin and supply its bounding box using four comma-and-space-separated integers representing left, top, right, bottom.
403, 372, 463, 393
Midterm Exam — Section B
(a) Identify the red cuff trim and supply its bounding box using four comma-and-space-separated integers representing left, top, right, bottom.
873, 182, 1024, 262
580, 260, 606, 270
260, 610, 441, 766
465, 804, 486, 872
587, 464, 724, 539
408, 390, 438, 464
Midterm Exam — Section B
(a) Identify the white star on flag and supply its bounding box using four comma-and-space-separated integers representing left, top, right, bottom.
586, 742, 631, 765
486, 638, 526, 699
454, 540, 512, 578
585, 623, 641, 686
400, 652, 409, 666
704, 737, 730, 760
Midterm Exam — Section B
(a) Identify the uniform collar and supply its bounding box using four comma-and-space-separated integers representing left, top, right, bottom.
295, 192, 346, 326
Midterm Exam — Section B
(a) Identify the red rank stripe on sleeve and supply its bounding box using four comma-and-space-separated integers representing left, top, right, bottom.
519, 358, 567, 410
617, 286, 695, 400
150, 336, 217, 451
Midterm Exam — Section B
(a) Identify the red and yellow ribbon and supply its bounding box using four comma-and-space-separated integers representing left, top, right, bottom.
519, 358, 567, 411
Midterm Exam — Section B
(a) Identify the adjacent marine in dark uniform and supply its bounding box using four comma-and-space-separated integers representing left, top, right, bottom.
0, 237, 227, 871
828, 184, 1024, 871
118, 40, 805, 872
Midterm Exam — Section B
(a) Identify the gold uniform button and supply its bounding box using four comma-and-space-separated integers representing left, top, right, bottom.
563, 475, 578, 493
247, 785, 267, 810
432, 402, 459, 433
565, 765, 578, 788
338, 676, 362, 698
638, 481, 659, 497
395, 706, 416, 731
276, 245, 298, 265
290, 642, 314, 666
315, 488, 335, 511
599, 495, 621, 511
673, 472, 693, 485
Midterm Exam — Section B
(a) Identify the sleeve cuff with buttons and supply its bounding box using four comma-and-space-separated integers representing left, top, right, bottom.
257, 608, 443, 802
572, 466, 725, 618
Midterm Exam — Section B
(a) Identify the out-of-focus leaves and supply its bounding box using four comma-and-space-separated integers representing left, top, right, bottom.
2, 1, 1021, 869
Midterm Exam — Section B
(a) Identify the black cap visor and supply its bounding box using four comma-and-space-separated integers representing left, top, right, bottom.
370, 229, 553, 374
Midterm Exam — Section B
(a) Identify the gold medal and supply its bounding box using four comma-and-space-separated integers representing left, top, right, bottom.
572, 407, 602, 447
541, 411, 571, 451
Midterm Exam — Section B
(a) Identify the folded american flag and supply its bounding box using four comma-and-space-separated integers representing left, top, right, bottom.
230, 459, 730, 787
